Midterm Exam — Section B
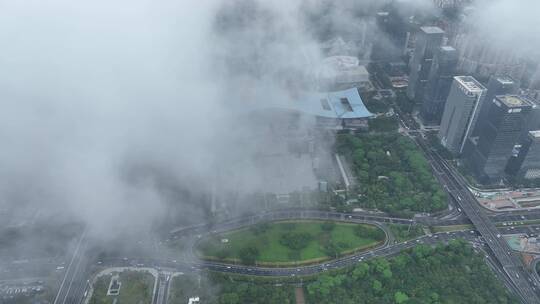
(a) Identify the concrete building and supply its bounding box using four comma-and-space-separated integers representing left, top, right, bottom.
407, 26, 445, 102
454, 32, 527, 82
507, 131, 540, 180
420, 46, 458, 124
473, 76, 518, 135
438, 76, 486, 154
525, 96, 540, 132
317, 56, 371, 91
518, 131, 540, 179
266, 88, 374, 130
433, 0, 473, 8
466, 95, 533, 183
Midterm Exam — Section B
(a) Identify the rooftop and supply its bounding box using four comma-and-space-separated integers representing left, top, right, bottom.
496, 95, 531, 108
278, 88, 374, 120
530, 130, 540, 139
495, 76, 515, 85
420, 26, 444, 35
440, 46, 456, 52
455, 76, 486, 93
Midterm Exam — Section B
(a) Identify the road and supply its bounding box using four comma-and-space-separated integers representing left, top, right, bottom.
153, 273, 171, 304
53, 228, 90, 304
99, 230, 479, 278
64, 213, 540, 303
415, 136, 540, 304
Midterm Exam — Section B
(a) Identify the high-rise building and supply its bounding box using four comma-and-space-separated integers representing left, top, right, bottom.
420, 46, 458, 124
517, 131, 540, 180
407, 26, 445, 102
506, 131, 540, 180
432, 0, 473, 8
438, 76, 486, 154
454, 32, 527, 82
466, 95, 533, 183
473, 76, 518, 135
526, 96, 540, 132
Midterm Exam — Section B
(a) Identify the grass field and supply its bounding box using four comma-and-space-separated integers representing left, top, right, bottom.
196, 220, 385, 266
168, 275, 215, 304
89, 271, 155, 304
431, 224, 474, 233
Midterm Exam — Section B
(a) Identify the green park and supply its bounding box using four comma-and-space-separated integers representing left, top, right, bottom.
88, 271, 155, 304
196, 220, 386, 266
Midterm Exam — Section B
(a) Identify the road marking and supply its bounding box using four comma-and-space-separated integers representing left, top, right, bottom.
53, 228, 87, 304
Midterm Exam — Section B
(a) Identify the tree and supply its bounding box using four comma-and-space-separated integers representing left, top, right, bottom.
220, 293, 240, 304
321, 221, 336, 232
394, 291, 409, 303
239, 246, 259, 265
352, 262, 370, 280
280, 232, 312, 250
372, 280, 382, 293
251, 222, 271, 235
216, 248, 231, 259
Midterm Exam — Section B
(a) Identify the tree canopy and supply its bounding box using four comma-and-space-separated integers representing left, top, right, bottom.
336, 133, 447, 216
306, 240, 517, 304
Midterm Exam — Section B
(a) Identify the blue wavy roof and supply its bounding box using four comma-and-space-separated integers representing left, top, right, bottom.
289, 88, 374, 119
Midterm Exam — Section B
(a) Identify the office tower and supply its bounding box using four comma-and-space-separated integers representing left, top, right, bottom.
372, 7, 410, 62
407, 26, 445, 102
438, 76, 486, 154
517, 131, 540, 180
526, 98, 540, 132
506, 131, 540, 180
473, 76, 518, 135
466, 95, 533, 183
420, 46, 458, 124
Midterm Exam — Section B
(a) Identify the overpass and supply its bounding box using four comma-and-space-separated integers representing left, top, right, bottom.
416, 137, 540, 304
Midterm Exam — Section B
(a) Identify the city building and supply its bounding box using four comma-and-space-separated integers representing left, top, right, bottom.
473, 76, 518, 135
525, 95, 540, 132
454, 32, 527, 82
432, 0, 473, 8
407, 26, 445, 102
420, 46, 458, 124
438, 76, 486, 154
517, 131, 540, 180
466, 95, 533, 183
506, 131, 540, 180
266, 88, 374, 130
317, 56, 371, 91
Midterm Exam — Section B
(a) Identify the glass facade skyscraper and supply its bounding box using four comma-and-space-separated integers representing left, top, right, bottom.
407, 26, 444, 103
420, 46, 458, 124
466, 95, 533, 183
438, 76, 486, 154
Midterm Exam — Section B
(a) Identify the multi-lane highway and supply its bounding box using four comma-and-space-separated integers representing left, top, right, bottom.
53, 229, 90, 304
416, 137, 540, 304
60, 208, 540, 304
55, 134, 540, 304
